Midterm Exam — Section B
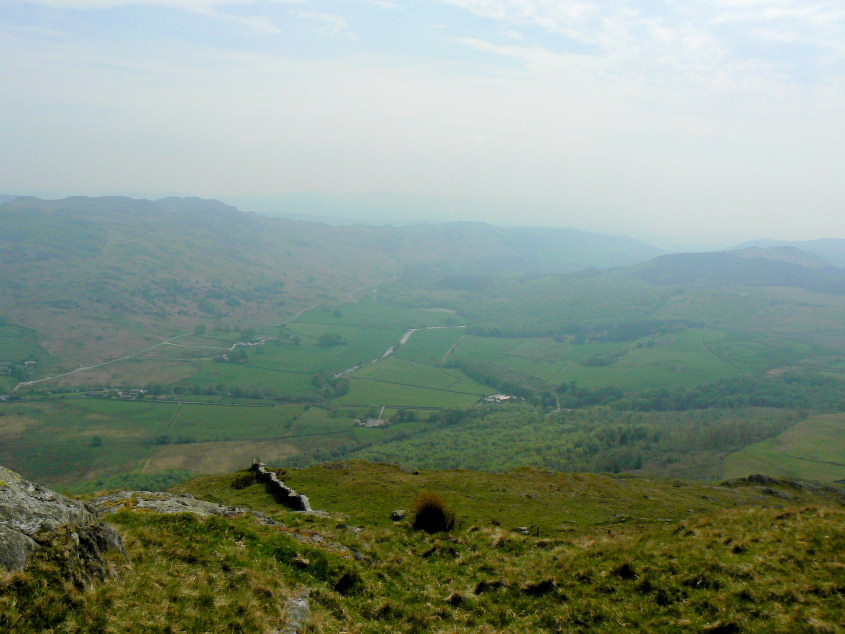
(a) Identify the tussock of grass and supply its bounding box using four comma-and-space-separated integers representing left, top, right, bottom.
411, 492, 455, 534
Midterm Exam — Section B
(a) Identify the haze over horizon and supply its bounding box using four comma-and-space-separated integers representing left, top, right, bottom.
3, 0, 844, 245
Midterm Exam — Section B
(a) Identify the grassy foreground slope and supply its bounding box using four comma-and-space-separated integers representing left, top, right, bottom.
3, 462, 843, 632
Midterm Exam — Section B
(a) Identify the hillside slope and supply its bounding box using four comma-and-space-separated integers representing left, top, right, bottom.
0, 196, 660, 367
634, 250, 845, 294
2, 461, 843, 632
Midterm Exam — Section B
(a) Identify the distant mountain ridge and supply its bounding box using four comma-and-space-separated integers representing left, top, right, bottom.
730, 238, 845, 268
635, 249, 845, 295
0, 195, 662, 362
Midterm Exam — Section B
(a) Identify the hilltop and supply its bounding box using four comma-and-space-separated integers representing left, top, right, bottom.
1, 460, 843, 632
731, 239, 845, 268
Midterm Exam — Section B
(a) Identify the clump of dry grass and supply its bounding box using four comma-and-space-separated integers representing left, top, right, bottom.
411, 493, 456, 534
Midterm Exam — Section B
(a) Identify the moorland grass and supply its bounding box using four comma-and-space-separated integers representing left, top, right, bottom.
3, 462, 842, 632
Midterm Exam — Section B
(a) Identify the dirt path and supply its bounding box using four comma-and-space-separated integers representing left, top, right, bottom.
13, 332, 197, 391
441, 333, 466, 364
348, 270, 399, 303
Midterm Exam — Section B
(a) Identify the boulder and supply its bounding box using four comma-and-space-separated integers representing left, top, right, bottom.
0, 465, 126, 578
0, 465, 96, 536
0, 523, 37, 571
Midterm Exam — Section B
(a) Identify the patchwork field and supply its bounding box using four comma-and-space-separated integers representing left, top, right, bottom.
0, 399, 356, 488
5, 261, 845, 491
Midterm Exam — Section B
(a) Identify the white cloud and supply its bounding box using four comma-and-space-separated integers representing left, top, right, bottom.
439, 0, 845, 91
293, 11, 355, 39
6, 0, 845, 242
22, 0, 299, 34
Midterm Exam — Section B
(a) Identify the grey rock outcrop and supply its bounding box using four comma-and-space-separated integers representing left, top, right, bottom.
0, 523, 37, 571
88, 490, 282, 525
281, 589, 310, 634
0, 465, 126, 578
0, 466, 96, 536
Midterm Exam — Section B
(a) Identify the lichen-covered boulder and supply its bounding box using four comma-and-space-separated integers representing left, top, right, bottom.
0, 465, 126, 577
0, 466, 96, 536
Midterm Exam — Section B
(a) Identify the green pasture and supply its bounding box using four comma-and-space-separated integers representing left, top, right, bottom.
0, 322, 75, 381
296, 299, 465, 329
168, 403, 304, 441
140, 343, 220, 361
722, 413, 845, 482
394, 327, 466, 365
448, 329, 745, 392
182, 361, 314, 395
0, 324, 42, 361
658, 287, 845, 349
177, 332, 243, 347
0, 399, 177, 484
277, 323, 406, 372
559, 333, 742, 390
240, 341, 335, 372
336, 377, 483, 408
0, 398, 361, 487
704, 332, 822, 375
352, 357, 471, 391
448, 335, 524, 361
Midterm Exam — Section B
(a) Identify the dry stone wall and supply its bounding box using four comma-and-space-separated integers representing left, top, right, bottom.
251, 459, 312, 512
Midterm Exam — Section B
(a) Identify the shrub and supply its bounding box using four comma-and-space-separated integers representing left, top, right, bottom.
411, 493, 455, 534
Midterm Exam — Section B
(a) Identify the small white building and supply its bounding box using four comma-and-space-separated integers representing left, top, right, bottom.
483, 394, 514, 403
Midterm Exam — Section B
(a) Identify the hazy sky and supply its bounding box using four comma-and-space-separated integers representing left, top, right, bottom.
2, 0, 844, 244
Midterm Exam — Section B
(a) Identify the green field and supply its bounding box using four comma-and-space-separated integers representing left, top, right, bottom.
447, 329, 746, 391
722, 413, 845, 482
296, 300, 466, 329
0, 398, 359, 487
394, 327, 466, 365
337, 378, 484, 408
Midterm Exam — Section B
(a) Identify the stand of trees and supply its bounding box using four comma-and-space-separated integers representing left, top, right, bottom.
446, 359, 556, 407
556, 374, 845, 413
